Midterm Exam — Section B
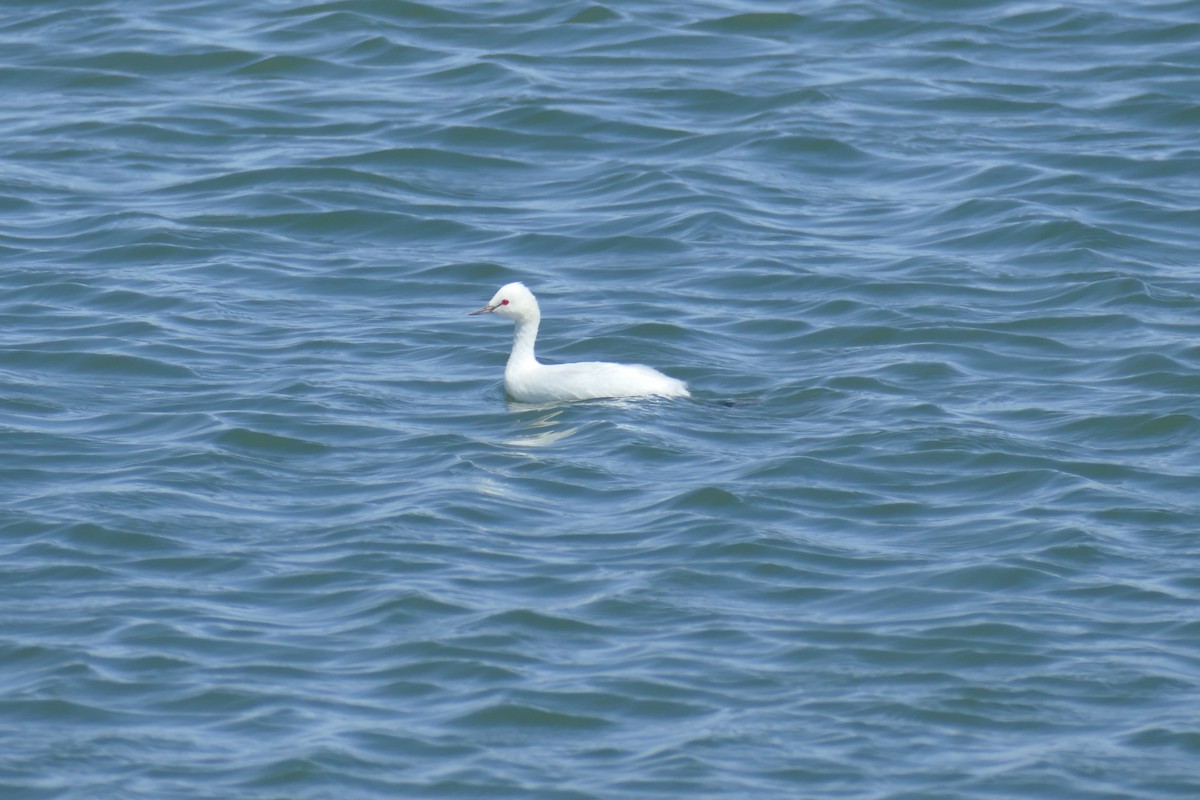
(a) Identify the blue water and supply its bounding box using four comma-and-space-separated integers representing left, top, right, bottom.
3, 1, 1199, 798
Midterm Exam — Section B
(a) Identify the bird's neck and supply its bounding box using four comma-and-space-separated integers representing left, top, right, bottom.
508, 316, 540, 369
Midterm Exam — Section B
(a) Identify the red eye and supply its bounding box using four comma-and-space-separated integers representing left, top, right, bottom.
501, 299, 509, 306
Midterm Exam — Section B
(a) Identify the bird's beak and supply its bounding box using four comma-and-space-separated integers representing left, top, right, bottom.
468, 304, 496, 316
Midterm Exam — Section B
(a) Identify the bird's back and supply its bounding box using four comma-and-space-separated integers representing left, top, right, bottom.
505, 359, 689, 403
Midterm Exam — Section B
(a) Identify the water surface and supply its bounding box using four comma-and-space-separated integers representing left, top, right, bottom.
2, 1, 1199, 798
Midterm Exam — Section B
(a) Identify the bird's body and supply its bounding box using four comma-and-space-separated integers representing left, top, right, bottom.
470, 282, 689, 403
504, 359, 688, 404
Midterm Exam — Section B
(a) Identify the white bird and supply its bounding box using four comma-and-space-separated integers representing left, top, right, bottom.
469, 282, 690, 403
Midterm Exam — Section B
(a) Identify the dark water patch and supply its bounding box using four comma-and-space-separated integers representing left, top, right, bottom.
0, 698, 143, 727
0, 65, 133, 94
235, 53, 359, 79
337, 35, 444, 68
922, 562, 1057, 593
215, 426, 331, 457
125, 554, 252, 579
0, 349, 197, 380
503, 230, 689, 259
753, 135, 877, 174
1089, 352, 1200, 392
567, 5, 622, 25
280, 0, 467, 26
414, 60, 523, 91
433, 124, 597, 157
452, 702, 613, 731
58, 48, 259, 77
317, 147, 532, 173
193, 209, 493, 247
991, 5, 1096, 33
55, 523, 188, 555
689, 12, 818, 37
1050, 412, 1200, 448
1126, 726, 1200, 755
569, 30, 774, 61
921, 216, 1154, 255
157, 165, 414, 195
911, 94, 1059, 117
410, 260, 514, 283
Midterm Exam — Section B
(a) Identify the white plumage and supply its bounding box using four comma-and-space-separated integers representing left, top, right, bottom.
470, 282, 690, 403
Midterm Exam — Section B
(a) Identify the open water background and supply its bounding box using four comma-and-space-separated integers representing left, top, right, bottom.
2, 1, 1199, 798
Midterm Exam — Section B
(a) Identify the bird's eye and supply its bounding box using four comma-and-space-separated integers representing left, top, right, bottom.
501, 299, 509, 306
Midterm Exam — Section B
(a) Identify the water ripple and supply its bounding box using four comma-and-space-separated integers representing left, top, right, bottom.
2, 0, 1200, 798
